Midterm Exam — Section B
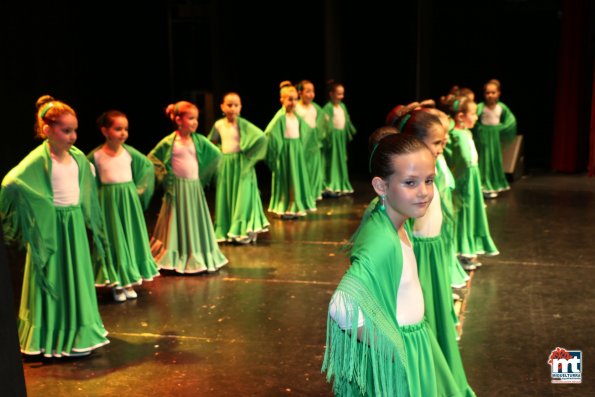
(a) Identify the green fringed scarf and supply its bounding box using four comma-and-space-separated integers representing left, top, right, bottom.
322, 200, 409, 396
0, 141, 110, 297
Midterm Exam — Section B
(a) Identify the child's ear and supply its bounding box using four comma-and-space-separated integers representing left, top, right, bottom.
371, 176, 387, 197
100, 127, 108, 138
42, 124, 50, 136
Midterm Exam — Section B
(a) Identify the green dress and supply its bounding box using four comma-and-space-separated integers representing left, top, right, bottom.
264, 108, 316, 217
322, 201, 465, 396
88, 144, 160, 286
148, 132, 228, 273
444, 128, 499, 257
473, 102, 517, 193
0, 142, 110, 357
208, 117, 269, 242
321, 102, 357, 194
408, 184, 475, 397
296, 101, 326, 201
435, 154, 469, 288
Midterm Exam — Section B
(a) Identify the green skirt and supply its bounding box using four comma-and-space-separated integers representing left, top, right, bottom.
323, 127, 353, 194
268, 138, 316, 216
215, 153, 269, 242
96, 182, 160, 286
411, 236, 474, 396
308, 147, 324, 201
442, 219, 470, 288
401, 321, 474, 397
453, 165, 499, 257
151, 177, 228, 273
18, 205, 109, 357
474, 124, 510, 193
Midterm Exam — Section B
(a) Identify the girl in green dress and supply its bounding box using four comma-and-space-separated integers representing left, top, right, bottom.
149, 101, 228, 273
1, 95, 109, 357
208, 92, 269, 244
264, 81, 317, 219
88, 110, 159, 302
323, 133, 464, 396
443, 95, 499, 265
321, 80, 357, 196
473, 79, 517, 198
295, 80, 325, 201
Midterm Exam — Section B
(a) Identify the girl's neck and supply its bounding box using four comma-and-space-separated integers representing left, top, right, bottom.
102, 141, 123, 156
224, 116, 238, 126
48, 142, 70, 163
177, 129, 192, 138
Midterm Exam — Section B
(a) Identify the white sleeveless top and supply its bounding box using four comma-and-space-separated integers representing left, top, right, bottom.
412, 182, 443, 238
332, 104, 346, 130
329, 235, 425, 329
284, 113, 300, 139
93, 149, 133, 184
214, 119, 241, 154
480, 104, 503, 126
51, 156, 80, 206
172, 137, 199, 180
295, 103, 317, 128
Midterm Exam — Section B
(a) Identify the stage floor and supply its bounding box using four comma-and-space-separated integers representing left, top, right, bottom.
15, 172, 595, 396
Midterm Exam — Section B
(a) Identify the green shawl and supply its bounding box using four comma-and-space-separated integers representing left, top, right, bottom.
322, 200, 409, 396
476, 101, 517, 143
0, 142, 110, 297
263, 108, 316, 172
321, 101, 357, 141
208, 117, 267, 176
87, 143, 155, 210
148, 132, 222, 198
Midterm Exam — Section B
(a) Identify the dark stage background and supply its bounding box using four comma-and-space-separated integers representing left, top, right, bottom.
2, 0, 593, 181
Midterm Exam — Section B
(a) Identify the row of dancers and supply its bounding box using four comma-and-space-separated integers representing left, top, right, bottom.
0, 79, 356, 358
323, 81, 517, 396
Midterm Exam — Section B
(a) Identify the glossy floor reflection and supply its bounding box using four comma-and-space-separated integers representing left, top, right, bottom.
16, 172, 595, 396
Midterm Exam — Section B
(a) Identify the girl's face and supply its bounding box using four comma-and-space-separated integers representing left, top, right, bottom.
281, 89, 298, 112
299, 83, 315, 104
422, 123, 446, 158
102, 116, 129, 147
462, 103, 478, 129
45, 112, 78, 153
330, 85, 345, 104
373, 149, 436, 227
484, 84, 501, 106
176, 107, 199, 134
221, 94, 242, 121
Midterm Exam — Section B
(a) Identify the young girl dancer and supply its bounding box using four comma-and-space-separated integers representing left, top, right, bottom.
264, 81, 316, 218
0, 95, 109, 357
444, 95, 499, 266
323, 133, 464, 396
396, 108, 475, 396
88, 110, 159, 301
208, 92, 269, 243
321, 80, 357, 196
474, 79, 517, 198
149, 100, 228, 273
295, 79, 325, 201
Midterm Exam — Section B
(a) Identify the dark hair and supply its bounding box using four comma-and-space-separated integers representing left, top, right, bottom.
396, 109, 442, 141
370, 134, 432, 179
326, 79, 343, 95
96, 109, 127, 130
296, 80, 313, 93
368, 125, 398, 153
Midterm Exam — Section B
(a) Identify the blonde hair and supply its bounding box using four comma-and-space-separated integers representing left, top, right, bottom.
34, 95, 76, 138
279, 81, 296, 98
